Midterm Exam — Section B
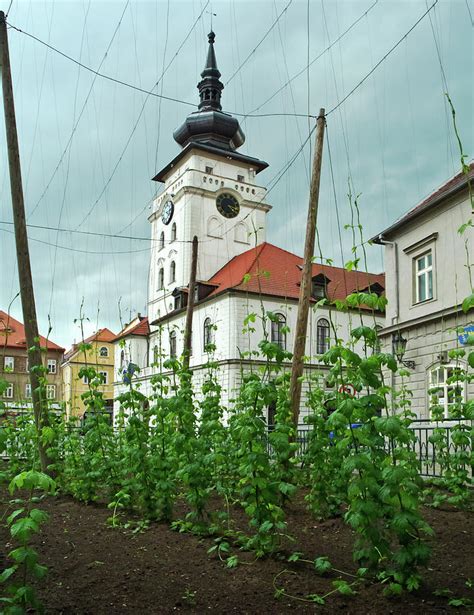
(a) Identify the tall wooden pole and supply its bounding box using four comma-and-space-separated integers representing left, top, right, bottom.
183, 236, 198, 370
289, 109, 326, 427
0, 11, 51, 472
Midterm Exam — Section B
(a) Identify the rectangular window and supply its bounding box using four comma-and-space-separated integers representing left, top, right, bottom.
25, 383, 32, 399
205, 166, 213, 174
4, 356, 14, 371
83, 375, 89, 385
99, 371, 108, 384
429, 365, 464, 418
4, 384, 13, 399
237, 174, 245, 182
25, 358, 29, 373
47, 359, 57, 374
415, 251, 433, 303
46, 384, 56, 400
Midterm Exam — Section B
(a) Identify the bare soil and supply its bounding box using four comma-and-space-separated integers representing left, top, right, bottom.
0, 490, 473, 614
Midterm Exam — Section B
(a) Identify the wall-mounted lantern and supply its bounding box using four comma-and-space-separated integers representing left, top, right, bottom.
392, 332, 415, 370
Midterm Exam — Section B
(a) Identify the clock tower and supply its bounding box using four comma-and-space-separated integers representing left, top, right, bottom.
147, 32, 271, 324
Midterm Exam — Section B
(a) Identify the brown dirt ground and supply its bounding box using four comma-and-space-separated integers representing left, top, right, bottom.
0, 489, 473, 614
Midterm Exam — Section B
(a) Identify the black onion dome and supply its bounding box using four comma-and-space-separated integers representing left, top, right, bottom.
173, 32, 245, 151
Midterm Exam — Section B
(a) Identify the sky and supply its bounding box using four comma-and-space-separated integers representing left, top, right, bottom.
0, 0, 472, 349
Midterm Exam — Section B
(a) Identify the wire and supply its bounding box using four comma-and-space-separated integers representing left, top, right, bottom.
6, 18, 315, 120
226, 0, 293, 85
0, 227, 151, 254
24, 0, 131, 219
5, 0, 13, 17
245, 0, 379, 118
327, 0, 439, 115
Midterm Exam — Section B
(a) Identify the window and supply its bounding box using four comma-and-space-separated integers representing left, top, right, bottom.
159, 231, 165, 250
312, 274, 329, 300
4, 383, 13, 398
171, 222, 177, 242
153, 345, 159, 365
158, 267, 164, 290
120, 350, 125, 370
237, 174, 244, 182
207, 216, 222, 238
203, 317, 213, 349
47, 359, 57, 374
429, 364, 465, 418
83, 375, 90, 385
99, 346, 109, 358
4, 356, 14, 371
205, 166, 213, 174
234, 222, 248, 244
316, 318, 330, 354
25, 358, 29, 373
271, 313, 286, 350
415, 251, 433, 303
174, 294, 182, 310
170, 260, 176, 283
25, 383, 32, 399
99, 371, 108, 384
169, 330, 177, 358
46, 384, 56, 400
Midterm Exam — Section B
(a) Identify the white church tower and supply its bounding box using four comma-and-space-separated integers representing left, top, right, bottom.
147, 32, 271, 324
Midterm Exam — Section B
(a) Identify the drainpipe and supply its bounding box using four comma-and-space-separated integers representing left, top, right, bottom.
377, 234, 399, 413
376, 235, 399, 326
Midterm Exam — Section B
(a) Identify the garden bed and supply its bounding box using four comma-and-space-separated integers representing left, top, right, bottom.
1, 489, 472, 613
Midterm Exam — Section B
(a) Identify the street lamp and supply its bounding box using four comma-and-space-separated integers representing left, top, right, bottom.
392, 332, 415, 369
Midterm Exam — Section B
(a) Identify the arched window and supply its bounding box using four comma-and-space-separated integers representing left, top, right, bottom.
169, 330, 177, 358
158, 267, 164, 290
429, 364, 465, 418
170, 261, 176, 283
203, 317, 213, 349
120, 350, 125, 370
207, 216, 221, 238
99, 346, 108, 357
234, 222, 249, 244
153, 345, 159, 365
316, 318, 330, 354
159, 231, 165, 250
171, 222, 177, 242
271, 313, 286, 350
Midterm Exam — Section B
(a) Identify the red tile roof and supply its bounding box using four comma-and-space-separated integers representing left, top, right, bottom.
207, 243, 384, 305
113, 316, 149, 341
374, 162, 474, 240
63, 327, 117, 361
0, 310, 65, 351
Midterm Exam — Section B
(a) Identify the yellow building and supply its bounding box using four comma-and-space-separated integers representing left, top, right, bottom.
62, 328, 116, 420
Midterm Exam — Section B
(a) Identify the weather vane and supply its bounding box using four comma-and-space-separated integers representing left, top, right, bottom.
206, 7, 216, 30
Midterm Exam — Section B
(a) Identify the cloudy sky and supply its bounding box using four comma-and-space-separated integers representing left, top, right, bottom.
0, 0, 472, 348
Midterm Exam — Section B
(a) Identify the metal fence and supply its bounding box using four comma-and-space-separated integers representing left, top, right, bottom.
269, 419, 473, 479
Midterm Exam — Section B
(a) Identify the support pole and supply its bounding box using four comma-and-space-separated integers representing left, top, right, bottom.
289, 109, 326, 427
0, 11, 51, 472
183, 236, 198, 370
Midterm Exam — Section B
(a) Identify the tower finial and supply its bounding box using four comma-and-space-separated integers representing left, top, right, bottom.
197, 31, 223, 111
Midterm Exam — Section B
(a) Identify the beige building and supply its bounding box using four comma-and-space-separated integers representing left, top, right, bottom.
0, 310, 64, 415
373, 163, 474, 419
62, 328, 116, 419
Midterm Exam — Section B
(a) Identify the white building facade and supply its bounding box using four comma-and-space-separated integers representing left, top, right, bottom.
373, 164, 474, 420
113, 32, 386, 424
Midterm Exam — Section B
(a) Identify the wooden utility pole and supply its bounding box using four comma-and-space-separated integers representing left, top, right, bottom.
0, 11, 51, 472
289, 109, 326, 427
183, 236, 198, 370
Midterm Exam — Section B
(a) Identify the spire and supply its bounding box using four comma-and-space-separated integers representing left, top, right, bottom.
197, 31, 224, 111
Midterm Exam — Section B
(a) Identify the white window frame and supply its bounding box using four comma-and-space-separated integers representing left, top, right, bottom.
316, 318, 331, 355
99, 371, 108, 384
428, 364, 466, 419
4, 383, 13, 399
270, 313, 287, 350
415, 251, 433, 303
4, 356, 14, 371
25, 383, 32, 399
47, 359, 57, 374
46, 384, 56, 400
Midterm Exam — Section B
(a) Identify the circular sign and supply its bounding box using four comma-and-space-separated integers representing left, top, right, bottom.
338, 384, 356, 397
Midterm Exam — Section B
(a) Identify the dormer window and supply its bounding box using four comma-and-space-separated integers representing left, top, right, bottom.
311, 274, 330, 300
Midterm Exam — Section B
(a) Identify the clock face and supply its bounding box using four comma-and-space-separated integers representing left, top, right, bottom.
216, 193, 240, 219
161, 199, 174, 225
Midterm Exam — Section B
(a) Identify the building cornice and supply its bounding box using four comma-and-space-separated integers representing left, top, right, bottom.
378, 303, 465, 336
